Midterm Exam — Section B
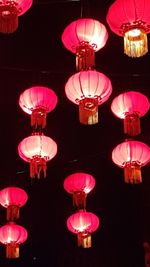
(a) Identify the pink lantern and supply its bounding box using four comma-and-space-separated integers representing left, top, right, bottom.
111, 91, 150, 136
112, 140, 150, 184
0, 187, 28, 221
65, 70, 112, 125
62, 18, 108, 70
106, 0, 150, 57
64, 172, 95, 209
0, 0, 32, 33
0, 222, 28, 258
67, 210, 99, 248
18, 133, 57, 179
19, 86, 58, 131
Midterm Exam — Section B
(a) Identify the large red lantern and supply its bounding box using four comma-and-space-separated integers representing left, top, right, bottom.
106, 0, 150, 57
18, 133, 57, 179
112, 140, 150, 184
0, 0, 32, 33
67, 210, 99, 248
62, 18, 108, 70
0, 187, 28, 221
64, 172, 95, 209
0, 222, 28, 258
111, 91, 150, 136
65, 70, 112, 125
19, 86, 58, 131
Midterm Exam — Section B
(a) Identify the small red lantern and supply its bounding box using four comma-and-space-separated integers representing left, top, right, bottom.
0, 187, 28, 221
18, 133, 57, 179
0, 0, 32, 33
67, 210, 99, 248
64, 172, 95, 209
19, 86, 58, 131
106, 0, 150, 57
65, 70, 112, 125
111, 91, 150, 136
112, 140, 150, 184
62, 18, 108, 70
0, 222, 28, 258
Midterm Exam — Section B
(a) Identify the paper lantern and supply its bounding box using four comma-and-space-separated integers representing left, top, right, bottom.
111, 91, 150, 136
0, 0, 32, 33
65, 70, 112, 125
64, 172, 95, 209
67, 210, 99, 248
19, 86, 58, 131
0, 222, 27, 258
106, 0, 150, 57
112, 140, 150, 183
62, 18, 108, 70
18, 133, 57, 179
0, 187, 28, 221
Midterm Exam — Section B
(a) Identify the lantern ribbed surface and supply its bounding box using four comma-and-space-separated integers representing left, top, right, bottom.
65, 70, 112, 105
62, 18, 108, 53
0, 223, 28, 244
0, 187, 28, 208
0, 0, 32, 16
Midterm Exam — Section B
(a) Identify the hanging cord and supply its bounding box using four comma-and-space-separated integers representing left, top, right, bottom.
80, 0, 90, 18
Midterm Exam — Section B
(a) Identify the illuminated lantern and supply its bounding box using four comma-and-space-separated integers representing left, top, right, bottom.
0, 222, 27, 258
65, 70, 112, 125
64, 172, 95, 209
19, 86, 58, 131
111, 91, 150, 136
18, 133, 57, 179
106, 0, 150, 57
0, 187, 28, 221
62, 18, 108, 70
112, 140, 150, 184
67, 210, 99, 248
0, 0, 32, 33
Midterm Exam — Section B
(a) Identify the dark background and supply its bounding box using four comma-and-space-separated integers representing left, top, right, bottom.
0, 0, 150, 266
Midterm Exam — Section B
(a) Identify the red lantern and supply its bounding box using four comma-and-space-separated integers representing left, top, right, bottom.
0, 222, 28, 258
64, 172, 95, 209
65, 70, 112, 125
111, 91, 150, 136
112, 140, 150, 184
0, 0, 32, 33
62, 18, 108, 70
18, 133, 57, 179
0, 187, 28, 221
67, 210, 99, 248
19, 86, 58, 131
106, 0, 150, 57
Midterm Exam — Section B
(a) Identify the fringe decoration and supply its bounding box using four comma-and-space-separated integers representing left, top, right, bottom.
77, 232, 91, 248
73, 191, 86, 210
7, 205, 20, 221
124, 162, 142, 184
79, 97, 98, 125
124, 113, 141, 136
31, 108, 47, 131
6, 243, 19, 258
0, 4, 18, 33
30, 156, 47, 179
76, 41, 95, 71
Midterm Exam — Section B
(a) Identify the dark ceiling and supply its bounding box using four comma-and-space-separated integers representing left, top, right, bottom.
0, 0, 150, 267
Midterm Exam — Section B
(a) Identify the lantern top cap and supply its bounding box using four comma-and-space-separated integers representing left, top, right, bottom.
62, 17, 108, 53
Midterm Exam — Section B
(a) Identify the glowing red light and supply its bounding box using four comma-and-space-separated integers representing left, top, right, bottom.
112, 140, 150, 183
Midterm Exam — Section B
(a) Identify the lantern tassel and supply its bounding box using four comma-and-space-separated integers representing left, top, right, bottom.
0, 4, 19, 33
77, 232, 91, 248
124, 162, 142, 184
6, 243, 19, 258
124, 113, 141, 136
31, 108, 47, 131
76, 41, 95, 71
73, 191, 86, 210
7, 205, 20, 221
124, 29, 148, 57
79, 97, 99, 125
30, 156, 47, 179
